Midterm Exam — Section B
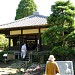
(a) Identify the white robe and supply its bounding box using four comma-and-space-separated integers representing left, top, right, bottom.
21, 44, 27, 59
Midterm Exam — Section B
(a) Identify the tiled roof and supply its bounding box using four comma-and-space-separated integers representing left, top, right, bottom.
0, 12, 47, 29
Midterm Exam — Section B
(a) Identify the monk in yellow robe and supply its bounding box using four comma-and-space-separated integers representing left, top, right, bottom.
46, 55, 60, 75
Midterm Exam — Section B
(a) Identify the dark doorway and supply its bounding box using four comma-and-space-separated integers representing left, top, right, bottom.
27, 40, 37, 50
23, 35, 37, 50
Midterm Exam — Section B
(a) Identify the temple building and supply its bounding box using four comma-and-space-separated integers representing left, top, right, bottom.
0, 12, 49, 52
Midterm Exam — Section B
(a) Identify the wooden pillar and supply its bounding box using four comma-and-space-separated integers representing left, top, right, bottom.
9, 37, 10, 50
8, 30, 10, 50
19, 36, 23, 48
20, 29, 23, 49
18, 35, 21, 51
38, 28, 41, 51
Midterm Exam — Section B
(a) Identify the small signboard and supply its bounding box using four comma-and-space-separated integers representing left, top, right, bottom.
56, 61, 74, 75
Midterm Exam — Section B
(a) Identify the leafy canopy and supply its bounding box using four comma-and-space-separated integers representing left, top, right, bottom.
15, 0, 37, 20
42, 0, 75, 48
0, 34, 8, 48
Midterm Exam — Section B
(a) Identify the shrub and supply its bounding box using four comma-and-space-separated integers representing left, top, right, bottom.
32, 47, 75, 63
0, 34, 8, 49
32, 51, 51, 63
51, 46, 75, 61
0, 50, 14, 61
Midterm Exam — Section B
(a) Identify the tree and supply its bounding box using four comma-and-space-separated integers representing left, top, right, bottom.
42, 0, 75, 49
15, 0, 37, 20
0, 34, 8, 48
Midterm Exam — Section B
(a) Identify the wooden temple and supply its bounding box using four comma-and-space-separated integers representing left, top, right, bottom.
0, 12, 49, 52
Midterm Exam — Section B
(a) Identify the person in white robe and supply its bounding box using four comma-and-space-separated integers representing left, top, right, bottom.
21, 43, 27, 59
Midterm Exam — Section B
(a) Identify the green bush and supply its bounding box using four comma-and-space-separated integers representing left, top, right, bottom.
32, 47, 75, 63
0, 34, 8, 49
32, 51, 51, 63
0, 51, 4, 60
50, 46, 75, 61
0, 50, 14, 61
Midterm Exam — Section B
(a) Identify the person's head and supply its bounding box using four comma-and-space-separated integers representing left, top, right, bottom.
23, 40, 26, 44
48, 55, 55, 62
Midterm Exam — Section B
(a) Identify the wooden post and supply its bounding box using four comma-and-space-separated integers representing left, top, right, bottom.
38, 28, 41, 51
9, 37, 10, 50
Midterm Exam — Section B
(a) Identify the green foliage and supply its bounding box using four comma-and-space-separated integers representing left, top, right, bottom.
0, 50, 14, 61
32, 51, 51, 63
32, 49, 75, 63
41, 1, 75, 65
48, 0, 75, 26
0, 34, 8, 49
15, 0, 37, 20
42, 0, 75, 48
42, 26, 65, 45
50, 46, 75, 61
65, 31, 75, 47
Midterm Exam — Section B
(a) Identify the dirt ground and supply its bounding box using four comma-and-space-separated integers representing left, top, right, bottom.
0, 60, 21, 75
0, 60, 16, 68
